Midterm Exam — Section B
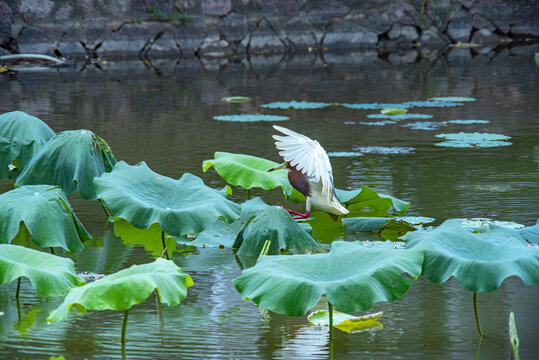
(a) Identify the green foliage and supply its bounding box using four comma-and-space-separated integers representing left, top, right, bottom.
146, 5, 192, 25
0, 185, 90, 252
335, 186, 410, 214
308, 309, 383, 333
261, 101, 333, 110
343, 217, 417, 241
0, 244, 85, 297
405, 219, 539, 292
94, 161, 240, 236
0, 111, 55, 180
233, 241, 424, 316
48, 258, 193, 322
509, 312, 520, 360
15, 130, 117, 200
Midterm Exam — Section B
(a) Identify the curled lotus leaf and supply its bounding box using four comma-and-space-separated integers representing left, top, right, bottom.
48, 258, 193, 322
0, 185, 90, 252
335, 186, 410, 214
0, 111, 55, 179
94, 161, 240, 236
0, 244, 86, 297
233, 241, 424, 316
15, 130, 117, 200
381, 108, 407, 115
404, 219, 539, 292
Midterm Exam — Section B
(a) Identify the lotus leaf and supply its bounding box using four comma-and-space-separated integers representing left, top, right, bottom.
402, 121, 448, 130
233, 241, 424, 316
341, 103, 408, 110
359, 121, 397, 126
327, 151, 364, 157
0, 185, 90, 252
367, 113, 433, 120
404, 219, 539, 292
448, 120, 490, 124
94, 161, 240, 236
352, 146, 415, 155
213, 114, 289, 122
308, 309, 383, 333
434, 132, 512, 148
335, 186, 410, 214
381, 108, 407, 115
48, 258, 192, 323
0, 111, 55, 179
15, 130, 117, 200
221, 96, 251, 103
343, 217, 417, 241
233, 206, 323, 256
436, 132, 511, 141
261, 101, 333, 110
202, 152, 303, 201
181, 218, 244, 248
430, 97, 476, 102
0, 244, 85, 297
402, 100, 464, 108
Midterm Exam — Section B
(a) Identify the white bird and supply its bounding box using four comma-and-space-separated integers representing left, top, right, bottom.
269, 125, 349, 219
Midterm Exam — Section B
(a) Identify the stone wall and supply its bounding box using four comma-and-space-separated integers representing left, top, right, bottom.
0, 0, 537, 60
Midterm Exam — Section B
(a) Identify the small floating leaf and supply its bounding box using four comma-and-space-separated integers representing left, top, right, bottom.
359, 121, 397, 126
430, 97, 476, 102
402, 121, 447, 130
327, 151, 364, 157
261, 101, 332, 110
367, 113, 433, 120
403, 100, 464, 108
435, 132, 512, 148
342, 103, 408, 110
381, 108, 407, 115
221, 96, 252, 103
436, 133, 510, 141
213, 114, 289, 122
352, 146, 415, 154
448, 120, 490, 124
308, 309, 383, 333
435, 140, 512, 148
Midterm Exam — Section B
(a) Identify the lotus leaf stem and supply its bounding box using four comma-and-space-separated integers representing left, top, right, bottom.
247, 189, 251, 200
121, 309, 129, 343
473, 292, 483, 337
474, 332, 482, 360
328, 301, 334, 359
50, 247, 54, 255
161, 231, 169, 260
15, 277, 21, 299
259, 240, 271, 256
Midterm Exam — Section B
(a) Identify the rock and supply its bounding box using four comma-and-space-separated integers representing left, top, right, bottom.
282, 12, 319, 50
0, 1, 13, 47
471, 28, 501, 45
447, 7, 473, 43
510, 3, 539, 37
54, 3, 73, 21
308, 1, 350, 28
418, 26, 450, 49
97, 23, 156, 58
218, 12, 247, 43
387, 2, 420, 26
324, 17, 378, 50
473, 0, 512, 34
146, 31, 180, 59
361, 9, 392, 35
249, 18, 285, 54
0, 46, 10, 55
202, 0, 231, 16
20, 0, 55, 23
472, 14, 496, 32
17, 26, 55, 55
388, 49, 418, 64
176, 16, 206, 56
388, 23, 419, 41
57, 28, 87, 57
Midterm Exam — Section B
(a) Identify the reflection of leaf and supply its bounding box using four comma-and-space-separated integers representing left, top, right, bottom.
95, 161, 240, 236
405, 220, 539, 292
0, 111, 55, 180
48, 258, 193, 322
113, 219, 178, 258
0, 244, 86, 297
233, 241, 424, 316
15, 130, 117, 200
13, 308, 41, 334
261, 101, 333, 110
0, 185, 90, 252
308, 309, 383, 333
213, 114, 289, 122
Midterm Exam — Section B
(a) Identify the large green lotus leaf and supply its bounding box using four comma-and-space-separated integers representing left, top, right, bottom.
335, 186, 410, 214
0, 185, 90, 252
15, 130, 117, 200
202, 152, 303, 201
0, 111, 55, 180
404, 219, 539, 292
47, 258, 193, 322
233, 206, 323, 256
94, 161, 240, 236
233, 241, 423, 316
0, 244, 85, 297
343, 217, 417, 241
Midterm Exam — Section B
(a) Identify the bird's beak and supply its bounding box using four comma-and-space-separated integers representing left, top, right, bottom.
268, 163, 287, 172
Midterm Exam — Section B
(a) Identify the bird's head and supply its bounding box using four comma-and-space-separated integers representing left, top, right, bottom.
268, 162, 289, 172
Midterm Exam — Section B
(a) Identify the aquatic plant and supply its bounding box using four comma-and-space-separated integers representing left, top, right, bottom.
15, 130, 117, 200
213, 114, 289, 122
261, 101, 333, 109
0, 185, 90, 253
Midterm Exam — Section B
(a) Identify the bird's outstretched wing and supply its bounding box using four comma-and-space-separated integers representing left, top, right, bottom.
272, 125, 334, 199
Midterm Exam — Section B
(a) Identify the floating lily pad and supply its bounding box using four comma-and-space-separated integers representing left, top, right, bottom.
308, 309, 383, 333
435, 132, 512, 148
221, 96, 252, 103
367, 113, 433, 120
327, 151, 364, 157
342, 103, 408, 110
335, 186, 410, 214
352, 146, 415, 154
402, 121, 448, 130
430, 97, 476, 102
381, 108, 407, 115
448, 120, 490, 124
456, 218, 525, 230
403, 100, 464, 108
343, 217, 416, 241
181, 218, 244, 248
213, 114, 289, 122
359, 121, 397, 126
261, 101, 333, 110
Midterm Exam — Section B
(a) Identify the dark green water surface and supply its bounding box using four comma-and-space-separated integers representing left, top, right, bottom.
0, 50, 538, 359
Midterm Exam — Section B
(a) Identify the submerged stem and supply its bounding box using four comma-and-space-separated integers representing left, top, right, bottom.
161, 231, 169, 260
328, 301, 334, 360
473, 292, 483, 337
15, 277, 21, 299
49, 247, 54, 255
121, 309, 129, 344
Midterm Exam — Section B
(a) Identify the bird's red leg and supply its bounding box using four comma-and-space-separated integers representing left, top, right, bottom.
277, 203, 310, 219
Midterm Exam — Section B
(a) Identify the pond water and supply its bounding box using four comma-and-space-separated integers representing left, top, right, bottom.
1, 49, 538, 359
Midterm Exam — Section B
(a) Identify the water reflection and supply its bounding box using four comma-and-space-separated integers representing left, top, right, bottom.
1, 51, 538, 358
